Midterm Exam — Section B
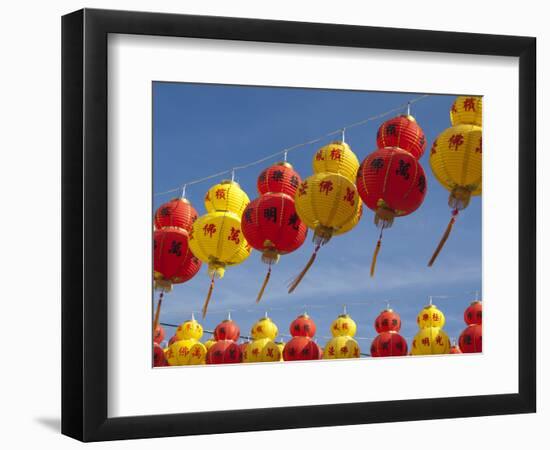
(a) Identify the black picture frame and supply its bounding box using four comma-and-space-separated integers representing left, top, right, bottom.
61, 8, 536, 442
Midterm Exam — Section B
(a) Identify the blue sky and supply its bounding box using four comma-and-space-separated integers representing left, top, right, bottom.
153, 82, 481, 352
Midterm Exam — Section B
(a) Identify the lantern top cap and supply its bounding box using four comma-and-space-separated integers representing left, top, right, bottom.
328, 140, 348, 147
219, 179, 240, 187
471, 300, 482, 305
337, 313, 351, 319
423, 304, 438, 309
298, 313, 310, 319
274, 161, 294, 169
381, 308, 394, 313
399, 114, 417, 122
169, 196, 190, 204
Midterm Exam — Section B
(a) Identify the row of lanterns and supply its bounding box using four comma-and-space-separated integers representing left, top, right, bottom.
152, 96, 482, 318
153, 300, 482, 366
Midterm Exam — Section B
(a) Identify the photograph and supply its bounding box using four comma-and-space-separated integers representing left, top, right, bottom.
151, 84, 483, 367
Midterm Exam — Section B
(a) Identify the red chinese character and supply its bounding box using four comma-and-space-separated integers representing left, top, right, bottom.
192, 347, 201, 357
179, 347, 189, 356
353, 348, 359, 357
463, 97, 476, 111
319, 180, 334, 195
228, 227, 241, 244
328, 346, 335, 356
435, 335, 443, 345
476, 137, 482, 153
451, 103, 457, 113
342, 323, 349, 330
298, 181, 308, 197
340, 346, 348, 354
421, 337, 430, 346
252, 348, 260, 355
203, 223, 217, 237
315, 150, 325, 161
430, 139, 438, 155
256, 326, 263, 333
330, 148, 342, 161
266, 348, 274, 357
215, 189, 226, 199
422, 313, 429, 321
343, 187, 355, 206
449, 134, 464, 151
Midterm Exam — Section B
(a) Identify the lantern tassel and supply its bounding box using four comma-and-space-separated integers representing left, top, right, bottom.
370, 229, 384, 277
256, 264, 272, 303
202, 276, 215, 318
153, 291, 164, 334
288, 244, 321, 294
428, 209, 459, 267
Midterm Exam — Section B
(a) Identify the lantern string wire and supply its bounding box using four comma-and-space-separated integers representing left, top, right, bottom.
153, 94, 430, 197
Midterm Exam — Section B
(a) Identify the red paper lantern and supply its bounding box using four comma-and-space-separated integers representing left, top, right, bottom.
376, 115, 427, 159
282, 337, 321, 361
206, 340, 242, 364
154, 197, 198, 232
289, 314, 317, 338
374, 309, 401, 333
153, 227, 202, 287
257, 162, 302, 197
153, 325, 165, 344
153, 343, 168, 367
214, 319, 241, 342
370, 332, 408, 357
357, 147, 427, 227
458, 324, 482, 353
242, 162, 308, 302
464, 301, 482, 325
242, 193, 307, 259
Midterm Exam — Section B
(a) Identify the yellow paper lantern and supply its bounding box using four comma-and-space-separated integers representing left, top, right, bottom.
450, 96, 482, 127
190, 179, 251, 316
312, 140, 360, 180
416, 304, 446, 329
330, 314, 357, 337
323, 336, 361, 359
175, 317, 203, 341
430, 124, 482, 209
243, 338, 281, 363
411, 327, 450, 355
165, 339, 207, 365
294, 172, 361, 244
250, 316, 279, 340
204, 180, 250, 216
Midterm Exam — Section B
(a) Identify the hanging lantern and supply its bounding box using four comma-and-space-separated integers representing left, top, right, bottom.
450, 96, 482, 127
154, 197, 198, 232
464, 300, 482, 325
257, 161, 302, 197
289, 313, 317, 338
152, 227, 202, 332
242, 163, 308, 302
175, 316, 203, 341
250, 316, 279, 341
450, 342, 462, 354
357, 146, 427, 276
243, 338, 281, 363
374, 309, 401, 333
370, 332, 408, 357
153, 227, 202, 289
153, 325, 165, 344
323, 335, 360, 359
411, 327, 451, 355
153, 343, 168, 367
376, 115, 427, 159
189, 180, 251, 317
204, 180, 250, 216
283, 336, 321, 361
214, 318, 241, 341
416, 304, 446, 329
206, 340, 242, 364
165, 339, 207, 366
428, 96, 482, 266
458, 324, 482, 353
330, 314, 357, 337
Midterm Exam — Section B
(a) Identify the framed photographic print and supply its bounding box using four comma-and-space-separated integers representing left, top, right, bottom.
61, 8, 536, 442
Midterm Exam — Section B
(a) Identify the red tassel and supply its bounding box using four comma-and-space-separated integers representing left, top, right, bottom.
256, 265, 272, 303
370, 229, 384, 277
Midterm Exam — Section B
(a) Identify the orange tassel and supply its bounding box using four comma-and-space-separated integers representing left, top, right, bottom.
256, 265, 272, 303
202, 276, 215, 318
428, 210, 459, 267
370, 231, 383, 277
153, 291, 164, 334
288, 244, 321, 294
